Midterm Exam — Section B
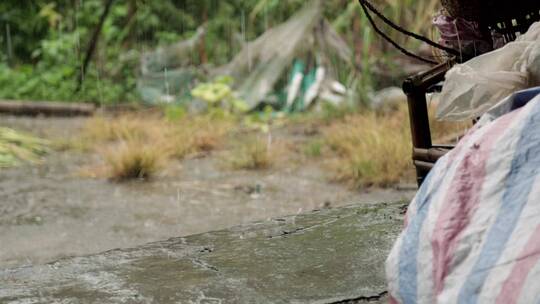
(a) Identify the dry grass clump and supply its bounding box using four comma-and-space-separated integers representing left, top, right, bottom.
319, 103, 471, 187
166, 115, 232, 159
75, 102, 468, 183
104, 141, 165, 180
224, 135, 276, 170
79, 112, 233, 181
322, 105, 413, 187
83, 112, 166, 143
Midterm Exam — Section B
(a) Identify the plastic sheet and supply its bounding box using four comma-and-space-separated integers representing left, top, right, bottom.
437, 22, 540, 121
215, 0, 353, 109
137, 27, 205, 104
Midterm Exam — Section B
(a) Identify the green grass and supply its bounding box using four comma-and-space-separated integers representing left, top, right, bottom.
0, 127, 49, 168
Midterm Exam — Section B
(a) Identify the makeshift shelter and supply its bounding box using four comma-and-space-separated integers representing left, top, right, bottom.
137, 26, 206, 104
136, 1, 355, 110
216, 0, 355, 111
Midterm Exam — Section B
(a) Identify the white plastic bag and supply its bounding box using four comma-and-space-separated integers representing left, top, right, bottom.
437, 22, 540, 121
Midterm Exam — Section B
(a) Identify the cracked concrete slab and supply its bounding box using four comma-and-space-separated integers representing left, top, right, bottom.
0, 202, 404, 304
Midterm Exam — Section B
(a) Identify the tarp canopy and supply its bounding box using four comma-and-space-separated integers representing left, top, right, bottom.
136, 1, 354, 110
137, 27, 206, 104
215, 0, 354, 109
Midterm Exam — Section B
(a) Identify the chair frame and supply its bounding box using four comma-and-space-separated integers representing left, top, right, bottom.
403, 60, 455, 186
403, 2, 540, 186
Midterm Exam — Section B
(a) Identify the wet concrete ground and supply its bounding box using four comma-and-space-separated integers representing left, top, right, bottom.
0, 202, 404, 304
0, 116, 415, 269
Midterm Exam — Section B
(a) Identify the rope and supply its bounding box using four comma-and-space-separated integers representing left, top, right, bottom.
357, 0, 461, 64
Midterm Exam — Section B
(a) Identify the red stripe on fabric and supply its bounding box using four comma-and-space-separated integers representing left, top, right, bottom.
430, 110, 520, 295
389, 295, 399, 304
496, 222, 540, 304
402, 126, 476, 229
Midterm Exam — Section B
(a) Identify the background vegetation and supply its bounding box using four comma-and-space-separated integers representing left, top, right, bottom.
0, 0, 439, 104
1, 0, 457, 186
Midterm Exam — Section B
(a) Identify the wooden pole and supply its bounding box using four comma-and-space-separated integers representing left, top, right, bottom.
0, 100, 95, 117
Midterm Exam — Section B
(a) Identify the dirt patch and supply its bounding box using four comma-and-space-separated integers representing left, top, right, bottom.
0, 115, 415, 268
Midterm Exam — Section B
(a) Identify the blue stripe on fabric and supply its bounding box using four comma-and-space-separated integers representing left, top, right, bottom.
398, 169, 443, 304
458, 97, 540, 304
510, 87, 540, 111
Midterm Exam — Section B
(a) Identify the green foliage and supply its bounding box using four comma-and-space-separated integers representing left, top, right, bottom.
0, 127, 49, 167
164, 105, 187, 122
0, 0, 141, 103
0, 0, 436, 104
304, 139, 324, 158
191, 77, 248, 113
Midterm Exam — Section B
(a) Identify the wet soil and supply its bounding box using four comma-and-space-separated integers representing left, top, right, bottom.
0, 116, 415, 269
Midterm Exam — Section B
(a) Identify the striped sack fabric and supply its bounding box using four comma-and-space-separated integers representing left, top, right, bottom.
387, 87, 540, 304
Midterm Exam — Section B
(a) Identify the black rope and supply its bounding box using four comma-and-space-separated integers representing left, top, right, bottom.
359, 0, 461, 56
358, 0, 437, 64
357, 0, 462, 64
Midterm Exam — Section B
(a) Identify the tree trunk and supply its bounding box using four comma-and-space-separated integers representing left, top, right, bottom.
76, 0, 115, 92
121, 0, 138, 49
0, 101, 95, 117
198, 6, 208, 64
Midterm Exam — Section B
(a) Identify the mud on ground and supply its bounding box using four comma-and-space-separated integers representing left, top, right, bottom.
0, 116, 415, 269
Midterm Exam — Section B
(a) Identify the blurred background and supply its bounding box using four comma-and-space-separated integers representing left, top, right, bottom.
0, 0, 463, 268
0, 0, 440, 104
